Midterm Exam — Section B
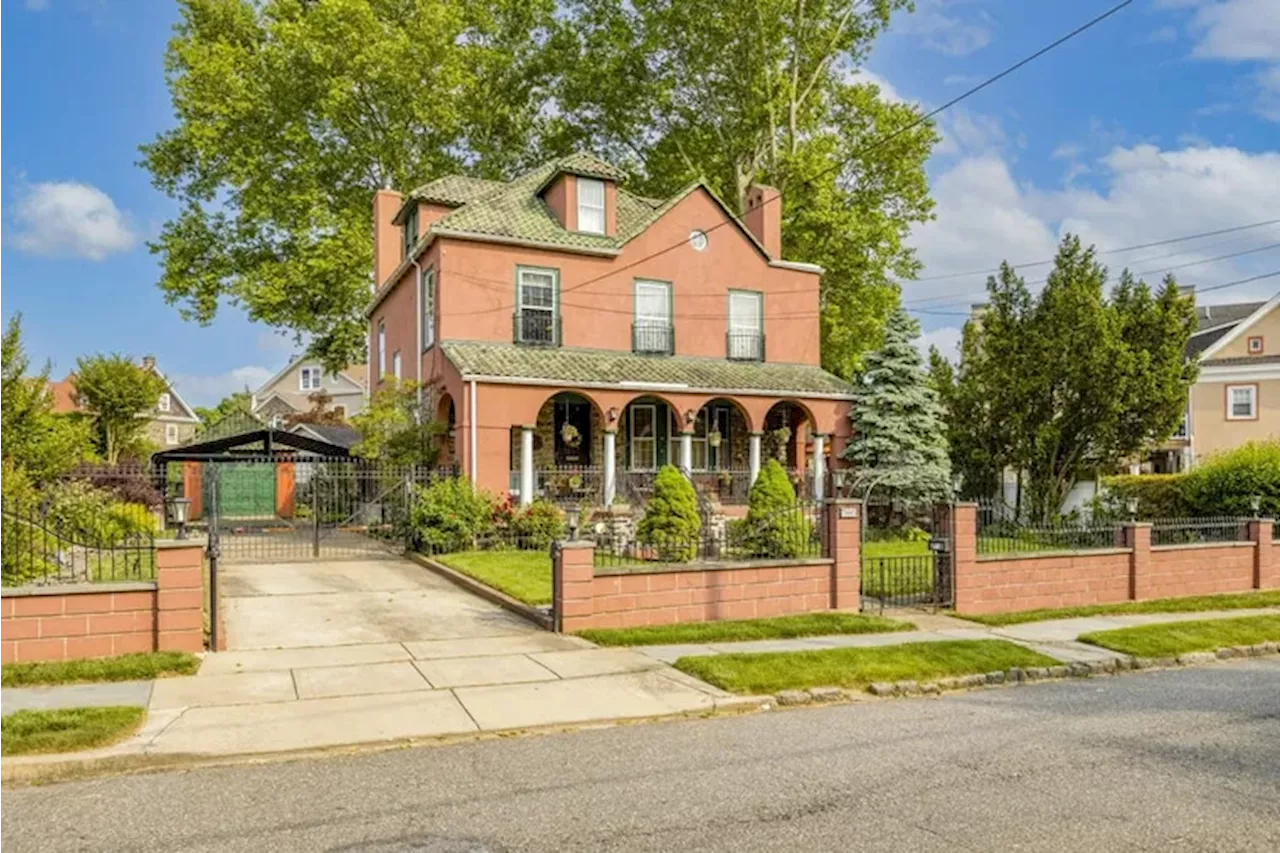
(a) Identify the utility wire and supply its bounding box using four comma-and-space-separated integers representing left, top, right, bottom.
555, 0, 1136, 298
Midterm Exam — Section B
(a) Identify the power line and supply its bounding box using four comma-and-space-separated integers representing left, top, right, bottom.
908, 217, 1280, 285
554, 0, 1136, 299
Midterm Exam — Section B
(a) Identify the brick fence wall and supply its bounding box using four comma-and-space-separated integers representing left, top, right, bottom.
554, 499, 861, 632
954, 505, 1276, 616
1, 540, 207, 663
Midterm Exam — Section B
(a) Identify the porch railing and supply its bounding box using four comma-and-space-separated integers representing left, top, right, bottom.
688, 469, 752, 504
726, 330, 765, 361
509, 467, 605, 506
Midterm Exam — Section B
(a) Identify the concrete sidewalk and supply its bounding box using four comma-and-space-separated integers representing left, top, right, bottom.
631, 607, 1280, 664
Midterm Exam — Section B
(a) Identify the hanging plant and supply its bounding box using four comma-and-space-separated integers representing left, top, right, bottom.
707, 429, 722, 449
568, 473, 584, 491
560, 423, 582, 448
773, 426, 791, 445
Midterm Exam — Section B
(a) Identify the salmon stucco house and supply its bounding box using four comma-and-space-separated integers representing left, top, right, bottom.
366, 153, 854, 507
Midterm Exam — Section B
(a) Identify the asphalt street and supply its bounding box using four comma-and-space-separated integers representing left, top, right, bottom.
5, 660, 1278, 852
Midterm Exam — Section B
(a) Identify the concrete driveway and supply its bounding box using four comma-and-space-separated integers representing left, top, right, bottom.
220, 557, 539, 650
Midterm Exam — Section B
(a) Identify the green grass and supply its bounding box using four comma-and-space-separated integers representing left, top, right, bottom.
860, 540, 934, 599
1079, 614, 1280, 657
1, 651, 201, 688
959, 590, 1280, 626
674, 639, 1059, 694
1, 706, 146, 756
862, 539, 930, 558
434, 549, 550, 606
578, 612, 914, 647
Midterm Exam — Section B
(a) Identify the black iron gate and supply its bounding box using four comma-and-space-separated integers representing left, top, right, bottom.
198, 458, 448, 564
860, 502, 955, 612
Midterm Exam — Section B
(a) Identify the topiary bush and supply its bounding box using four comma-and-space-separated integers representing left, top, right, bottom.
742, 459, 811, 557
409, 477, 495, 553
636, 465, 701, 562
1182, 440, 1280, 517
510, 499, 564, 550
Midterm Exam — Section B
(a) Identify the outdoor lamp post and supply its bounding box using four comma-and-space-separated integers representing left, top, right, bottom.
831, 469, 849, 499
1126, 497, 1139, 521
566, 506, 581, 540
1250, 495, 1262, 515
168, 497, 192, 540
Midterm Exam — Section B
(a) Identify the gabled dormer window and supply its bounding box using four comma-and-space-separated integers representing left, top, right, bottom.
577, 178, 605, 234
300, 366, 322, 391
402, 205, 418, 259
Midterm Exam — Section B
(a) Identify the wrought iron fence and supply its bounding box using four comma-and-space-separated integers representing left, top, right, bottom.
726, 330, 765, 361
58, 462, 166, 510
976, 500, 1116, 555
513, 311, 561, 346
861, 555, 940, 610
1150, 516, 1249, 547
593, 500, 827, 569
1, 499, 156, 587
532, 467, 604, 507
632, 321, 674, 355
689, 469, 752, 505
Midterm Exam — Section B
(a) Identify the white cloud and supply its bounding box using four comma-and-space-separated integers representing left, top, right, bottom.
169, 366, 275, 408
848, 69, 908, 105
904, 143, 1280, 314
1168, 0, 1280, 120
893, 0, 993, 57
10, 181, 136, 260
942, 74, 982, 87
935, 109, 1009, 158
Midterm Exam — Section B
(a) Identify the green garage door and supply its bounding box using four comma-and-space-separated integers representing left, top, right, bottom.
207, 463, 276, 518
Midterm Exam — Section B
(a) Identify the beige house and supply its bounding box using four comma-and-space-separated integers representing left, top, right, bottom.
250, 354, 368, 426
1151, 292, 1279, 472
51, 355, 202, 448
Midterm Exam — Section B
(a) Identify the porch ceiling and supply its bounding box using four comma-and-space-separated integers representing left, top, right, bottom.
440, 340, 855, 398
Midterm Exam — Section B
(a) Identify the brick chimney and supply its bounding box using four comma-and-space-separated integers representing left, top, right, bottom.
373, 189, 404, 289
743, 184, 781, 258
141, 355, 156, 371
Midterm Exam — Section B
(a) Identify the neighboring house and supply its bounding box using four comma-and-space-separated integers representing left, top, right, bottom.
365, 151, 854, 505
51, 355, 202, 448
1150, 291, 1279, 472
249, 355, 368, 427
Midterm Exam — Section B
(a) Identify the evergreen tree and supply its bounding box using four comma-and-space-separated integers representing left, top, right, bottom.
636, 465, 701, 562
742, 459, 810, 557
844, 308, 951, 503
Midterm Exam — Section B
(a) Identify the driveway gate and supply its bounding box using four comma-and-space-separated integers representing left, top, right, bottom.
860, 503, 955, 612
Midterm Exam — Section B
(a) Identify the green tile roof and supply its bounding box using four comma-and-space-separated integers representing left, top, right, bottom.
441, 340, 855, 397
409, 175, 506, 207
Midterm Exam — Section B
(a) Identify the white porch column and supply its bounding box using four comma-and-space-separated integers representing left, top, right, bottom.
748, 432, 762, 485
680, 431, 693, 476
603, 428, 617, 506
812, 434, 826, 501
519, 424, 535, 507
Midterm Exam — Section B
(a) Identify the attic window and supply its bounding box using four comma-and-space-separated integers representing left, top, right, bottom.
402, 205, 418, 260
157, 393, 171, 413
300, 366, 323, 391
1248, 336, 1264, 354
577, 178, 605, 234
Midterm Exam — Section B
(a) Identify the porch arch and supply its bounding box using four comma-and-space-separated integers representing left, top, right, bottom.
513, 390, 607, 506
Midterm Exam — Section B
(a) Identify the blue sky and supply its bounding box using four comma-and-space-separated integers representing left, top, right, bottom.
4, 0, 1279, 402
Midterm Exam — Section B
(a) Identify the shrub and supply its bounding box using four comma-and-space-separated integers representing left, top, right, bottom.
510, 500, 564, 550
409, 477, 495, 552
636, 465, 701, 562
1094, 474, 1191, 520
742, 459, 811, 557
1182, 440, 1280, 516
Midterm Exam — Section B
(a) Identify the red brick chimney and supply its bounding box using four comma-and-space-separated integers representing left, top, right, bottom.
373, 189, 404, 289
743, 184, 781, 258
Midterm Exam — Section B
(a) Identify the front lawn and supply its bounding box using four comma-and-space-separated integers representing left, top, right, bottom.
578, 612, 913, 647
1, 706, 146, 756
1079, 614, 1280, 657
433, 549, 550, 606
675, 639, 1058, 694
959, 590, 1280, 626
1, 651, 201, 688
862, 539, 929, 558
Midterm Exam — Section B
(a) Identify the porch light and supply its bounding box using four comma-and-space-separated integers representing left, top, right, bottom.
167, 497, 192, 540
1250, 495, 1262, 515
608, 406, 620, 423
831, 469, 849, 496
684, 408, 696, 426
566, 506, 581, 540
1126, 497, 1139, 520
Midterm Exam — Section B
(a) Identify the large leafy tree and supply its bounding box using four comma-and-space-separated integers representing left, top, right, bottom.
1, 316, 95, 483
194, 389, 251, 424
74, 356, 168, 464
142, 0, 559, 369
548, 0, 937, 377
844, 307, 951, 503
350, 380, 445, 466
938, 236, 1197, 521
145, 0, 935, 376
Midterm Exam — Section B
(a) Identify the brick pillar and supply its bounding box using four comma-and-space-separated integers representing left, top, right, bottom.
1125, 522, 1152, 601
156, 540, 206, 652
275, 461, 296, 518
554, 541, 596, 633
952, 503, 978, 612
1248, 519, 1275, 590
183, 461, 203, 520
826, 499, 862, 610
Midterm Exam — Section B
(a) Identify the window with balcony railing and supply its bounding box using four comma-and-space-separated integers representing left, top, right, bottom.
727, 290, 764, 361
515, 266, 560, 346
633, 279, 673, 354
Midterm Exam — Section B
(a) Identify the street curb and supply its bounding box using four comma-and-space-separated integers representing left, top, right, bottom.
407, 553, 552, 630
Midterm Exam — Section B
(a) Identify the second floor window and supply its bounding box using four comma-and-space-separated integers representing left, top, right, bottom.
157, 392, 171, 413
421, 267, 435, 351
377, 320, 387, 379
633, 280, 672, 354
165, 423, 179, 445
299, 367, 322, 391
516, 267, 558, 345
577, 178, 605, 234
728, 290, 763, 360
1227, 385, 1257, 420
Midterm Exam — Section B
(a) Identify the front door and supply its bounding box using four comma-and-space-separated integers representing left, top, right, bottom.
554, 399, 592, 466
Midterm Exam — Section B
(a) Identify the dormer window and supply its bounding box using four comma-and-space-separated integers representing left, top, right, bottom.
402, 205, 418, 259
577, 178, 605, 234
300, 366, 322, 391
